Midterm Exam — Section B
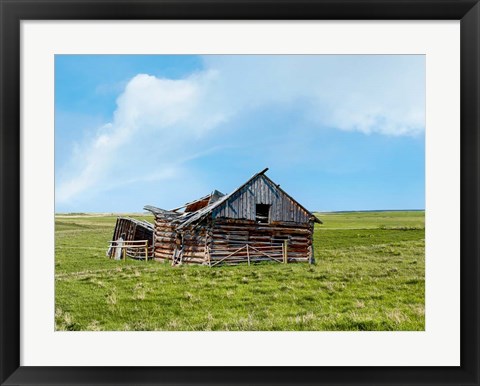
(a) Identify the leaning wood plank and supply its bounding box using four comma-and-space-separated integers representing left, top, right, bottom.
247, 245, 283, 263
210, 245, 247, 267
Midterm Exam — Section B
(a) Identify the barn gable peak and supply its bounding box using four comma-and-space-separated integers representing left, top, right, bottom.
173, 168, 321, 229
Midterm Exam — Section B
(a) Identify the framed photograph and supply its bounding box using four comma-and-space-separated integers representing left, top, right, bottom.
1, 0, 479, 385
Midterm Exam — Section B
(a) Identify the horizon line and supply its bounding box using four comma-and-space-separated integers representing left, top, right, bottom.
55, 208, 426, 215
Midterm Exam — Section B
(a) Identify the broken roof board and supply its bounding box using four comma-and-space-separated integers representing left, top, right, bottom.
116, 216, 154, 230
169, 189, 225, 213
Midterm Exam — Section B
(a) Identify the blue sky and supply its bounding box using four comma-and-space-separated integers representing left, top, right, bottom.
55, 55, 425, 213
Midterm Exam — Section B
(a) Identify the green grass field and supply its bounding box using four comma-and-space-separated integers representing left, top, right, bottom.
55, 211, 425, 331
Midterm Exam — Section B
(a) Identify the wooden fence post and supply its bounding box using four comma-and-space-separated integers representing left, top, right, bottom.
145, 241, 148, 262
283, 240, 288, 264
247, 244, 250, 266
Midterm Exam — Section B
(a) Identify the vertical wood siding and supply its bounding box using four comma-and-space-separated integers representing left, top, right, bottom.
112, 217, 154, 245
212, 175, 311, 223
110, 217, 154, 258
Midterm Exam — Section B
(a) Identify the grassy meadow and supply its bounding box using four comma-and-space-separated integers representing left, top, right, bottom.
55, 211, 425, 331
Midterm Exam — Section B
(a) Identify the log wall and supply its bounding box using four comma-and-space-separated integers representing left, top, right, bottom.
209, 218, 314, 264
153, 217, 208, 264
153, 216, 177, 261
153, 213, 314, 265
178, 225, 208, 264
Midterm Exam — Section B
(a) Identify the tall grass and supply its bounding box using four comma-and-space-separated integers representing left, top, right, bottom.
55, 211, 425, 331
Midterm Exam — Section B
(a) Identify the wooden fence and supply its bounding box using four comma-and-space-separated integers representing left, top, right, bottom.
108, 240, 152, 262
207, 241, 288, 267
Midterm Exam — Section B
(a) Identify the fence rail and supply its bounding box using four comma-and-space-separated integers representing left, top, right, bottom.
108, 240, 151, 261
208, 241, 288, 267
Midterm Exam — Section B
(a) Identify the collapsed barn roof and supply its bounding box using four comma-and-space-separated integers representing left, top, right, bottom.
121, 216, 154, 230
144, 168, 322, 228
170, 189, 225, 213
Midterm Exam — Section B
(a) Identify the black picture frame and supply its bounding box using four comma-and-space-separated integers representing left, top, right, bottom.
1, 1, 479, 385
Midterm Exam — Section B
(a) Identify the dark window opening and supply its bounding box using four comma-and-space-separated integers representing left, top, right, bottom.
256, 204, 271, 223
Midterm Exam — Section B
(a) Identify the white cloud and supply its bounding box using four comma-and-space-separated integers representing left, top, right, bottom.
56, 55, 425, 206
201, 55, 425, 136
56, 71, 224, 205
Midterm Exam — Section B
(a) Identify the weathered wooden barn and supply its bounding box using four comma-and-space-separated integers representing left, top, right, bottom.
139, 168, 321, 266
107, 217, 154, 260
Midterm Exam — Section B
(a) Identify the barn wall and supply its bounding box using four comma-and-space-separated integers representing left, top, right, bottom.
110, 217, 154, 258
153, 217, 209, 264
153, 216, 177, 261
178, 225, 208, 264
212, 175, 311, 223
112, 218, 154, 242
209, 218, 314, 263
153, 216, 314, 265
113, 218, 134, 241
